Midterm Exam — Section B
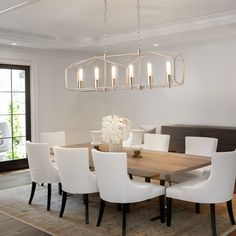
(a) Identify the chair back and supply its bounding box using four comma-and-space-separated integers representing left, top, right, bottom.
92, 149, 129, 202
54, 147, 98, 194
0, 122, 11, 152
26, 141, 59, 183
144, 133, 170, 152
204, 151, 236, 202
40, 131, 66, 147
123, 129, 144, 148
90, 130, 102, 145
185, 136, 218, 157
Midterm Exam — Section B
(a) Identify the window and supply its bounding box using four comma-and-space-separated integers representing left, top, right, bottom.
0, 64, 31, 170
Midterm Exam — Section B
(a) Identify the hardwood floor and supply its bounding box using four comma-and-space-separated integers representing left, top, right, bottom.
0, 169, 51, 236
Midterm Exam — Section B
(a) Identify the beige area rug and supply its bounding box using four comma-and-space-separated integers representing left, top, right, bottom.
0, 184, 235, 236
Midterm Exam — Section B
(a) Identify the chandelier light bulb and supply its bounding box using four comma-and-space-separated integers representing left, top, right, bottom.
94, 67, 99, 88
128, 64, 134, 86
78, 68, 83, 81
77, 68, 83, 88
147, 63, 152, 85
111, 66, 116, 87
166, 61, 172, 87
166, 61, 171, 76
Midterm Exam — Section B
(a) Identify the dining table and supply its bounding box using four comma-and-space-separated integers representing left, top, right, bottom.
65, 143, 211, 185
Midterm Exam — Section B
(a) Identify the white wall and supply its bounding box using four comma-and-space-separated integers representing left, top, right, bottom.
105, 41, 236, 128
0, 46, 108, 144
1, 40, 236, 145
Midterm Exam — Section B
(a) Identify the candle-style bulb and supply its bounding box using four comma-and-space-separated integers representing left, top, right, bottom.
111, 66, 116, 87
77, 68, 83, 81
128, 64, 134, 86
147, 63, 152, 78
94, 67, 99, 88
166, 61, 172, 88
94, 67, 99, 80
77, 68, 83, 88
166, 61, 171, 76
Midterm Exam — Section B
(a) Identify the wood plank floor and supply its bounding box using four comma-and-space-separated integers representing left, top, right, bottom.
0, 169, 51, 236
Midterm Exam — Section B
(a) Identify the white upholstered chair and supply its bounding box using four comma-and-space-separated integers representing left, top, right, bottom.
54, 147, 98, 224
0, 121, 11, 153
92, 149, 165, 236
143, 133, 170, 152
40, 131, 66, 152
171, 136, 218, 183
26, 141, 61, 210
123, 129, 144, 149
166, 151, 236, 236
128, 133, 170, 182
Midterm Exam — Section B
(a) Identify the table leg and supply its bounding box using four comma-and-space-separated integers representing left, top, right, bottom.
150, 177, 166, 222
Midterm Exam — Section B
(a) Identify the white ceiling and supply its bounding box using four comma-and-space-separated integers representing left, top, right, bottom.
0, 0, 236, 53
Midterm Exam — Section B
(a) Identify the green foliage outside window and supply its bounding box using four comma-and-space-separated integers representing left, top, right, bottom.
7, 101, 21, 160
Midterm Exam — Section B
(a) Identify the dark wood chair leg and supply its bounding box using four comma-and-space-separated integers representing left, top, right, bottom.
210, 204, 217, 236
28, 182, 36, 204
145, 177, 151, 183
166, 197, 172, 227
160, 179, 165, 186
59, 191, 67, 217
227, 200, 235, 225
122, 204, 127, 236
129, 174, 133, 179
195, 203, 200, 214
118, 203, 122, 211
84, 194, 89, 224
159, 195, 165, 223
97, 199, 105, 226
58, 183, 62, 195
47, 183, 51, 211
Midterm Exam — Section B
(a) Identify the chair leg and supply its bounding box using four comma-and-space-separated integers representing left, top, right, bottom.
59, 191, 67, 217
166, 197, 172, 227
210, 204, 217, 236
195, 203, 200, 214
159, 195, 165, 223
227, 200, 235, 225
122, 204, 128, 236
47, 183, 51, 211
117, 203, 122, 211
84, 194, 89, 224
129, 174, 133, 179
97, 199, 105, 226
28, 182, 36, 204
145, 177, 151, 183
58, 183, 62, 195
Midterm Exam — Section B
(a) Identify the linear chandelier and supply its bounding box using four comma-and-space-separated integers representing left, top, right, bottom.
65, 0, 185, 92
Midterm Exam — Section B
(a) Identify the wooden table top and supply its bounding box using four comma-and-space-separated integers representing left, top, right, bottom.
65, 143, 211, 177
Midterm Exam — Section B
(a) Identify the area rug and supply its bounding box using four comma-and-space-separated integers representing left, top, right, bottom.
0, 184, 235, 236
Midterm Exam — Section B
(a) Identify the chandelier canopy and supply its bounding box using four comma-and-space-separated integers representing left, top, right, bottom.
65, 0, 185, 92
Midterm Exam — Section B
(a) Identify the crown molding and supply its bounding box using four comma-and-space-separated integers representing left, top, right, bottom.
0, 10, 236, 50
0, 0, 43, 15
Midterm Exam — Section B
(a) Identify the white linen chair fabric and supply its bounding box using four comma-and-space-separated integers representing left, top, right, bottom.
143, 133, 170, 152
92, 149, 165, 236
40, 131, 66, 153
171, 136, 218, 183
0, 121, 11, 152
54, 147, 98, 224
122, 129, 144, 149
166, 151, 236, 236
26, 141, 61, 210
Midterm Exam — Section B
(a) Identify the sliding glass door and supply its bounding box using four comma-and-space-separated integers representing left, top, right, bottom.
0, 64, 31, 171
